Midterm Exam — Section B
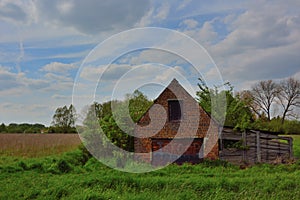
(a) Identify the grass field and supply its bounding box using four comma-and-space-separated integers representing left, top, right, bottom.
0, 134, 299, 199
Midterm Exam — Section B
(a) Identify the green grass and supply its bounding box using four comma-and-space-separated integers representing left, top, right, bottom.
0, 135, 300, 200
290, 135, 300, 159
1, 152, 300, 199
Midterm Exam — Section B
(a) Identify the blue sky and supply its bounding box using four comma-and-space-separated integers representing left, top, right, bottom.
0, 0, 300, 125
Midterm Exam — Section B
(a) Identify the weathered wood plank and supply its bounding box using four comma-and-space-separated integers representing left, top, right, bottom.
256, 131, 261, 163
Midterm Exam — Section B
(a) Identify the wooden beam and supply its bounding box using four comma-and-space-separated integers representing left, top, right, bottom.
256, 131, 261, 163
288, 137, 293, 158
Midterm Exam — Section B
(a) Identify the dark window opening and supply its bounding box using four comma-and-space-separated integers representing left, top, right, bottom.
168, 100, 182, 121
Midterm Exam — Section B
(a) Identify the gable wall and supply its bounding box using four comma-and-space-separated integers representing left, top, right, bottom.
134, 80, 219, 163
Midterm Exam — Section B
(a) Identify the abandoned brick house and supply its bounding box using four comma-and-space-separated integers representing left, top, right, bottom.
134, 79, 219, 165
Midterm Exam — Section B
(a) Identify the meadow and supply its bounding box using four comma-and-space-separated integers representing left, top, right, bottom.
0, 134, 299, 199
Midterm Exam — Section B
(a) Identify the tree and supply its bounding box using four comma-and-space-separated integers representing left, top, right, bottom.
251, 80, 279, 121
0, 123, 7, 133
277, 77, 300, 124
82, 90, 152, 152
51, 104, 77, 133
196, 78, 253, 129
196, 78, 228, 124
239, 90, 261, 119
128, 90, 153, 122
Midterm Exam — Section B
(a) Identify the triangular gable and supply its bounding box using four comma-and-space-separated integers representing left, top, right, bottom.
137, 78, 215, 125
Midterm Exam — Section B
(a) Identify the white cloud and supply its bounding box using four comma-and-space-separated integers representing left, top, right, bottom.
181, 19, 198, 29
177, 0, 192, 11
181, 19, 218, 46
0, 102, 52, 124
1, 0, 300, 124
35, 0, 151, 34
128, 49, 185, 66
79, 64, 133, 82
0, 64, 76, 124
135, 2, 170, 27
154, 3, 170, 20
0, 67, 24, 92
0, 1, 36, 24
41, 62, 78, 74
202, 1, 300, 88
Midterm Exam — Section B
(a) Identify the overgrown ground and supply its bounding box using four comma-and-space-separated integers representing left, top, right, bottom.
0, 135, 299, 200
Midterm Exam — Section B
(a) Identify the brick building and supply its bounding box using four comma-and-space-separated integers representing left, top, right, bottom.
134, 79, 219, 165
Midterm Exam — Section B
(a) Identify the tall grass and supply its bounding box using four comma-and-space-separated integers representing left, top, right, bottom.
0, 135, 299, 199
1, 146, 300, 199
289, 135, 300, 159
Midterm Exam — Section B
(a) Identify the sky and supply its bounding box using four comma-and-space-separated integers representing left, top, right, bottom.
0, 0, 300, 125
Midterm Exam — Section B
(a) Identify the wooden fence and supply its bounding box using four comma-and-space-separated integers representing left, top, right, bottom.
219, 127, 293, 164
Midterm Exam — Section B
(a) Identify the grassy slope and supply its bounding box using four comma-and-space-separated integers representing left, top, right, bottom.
0, 135, 299, 200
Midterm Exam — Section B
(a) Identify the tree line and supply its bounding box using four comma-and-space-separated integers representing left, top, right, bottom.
0, 105, 77, 134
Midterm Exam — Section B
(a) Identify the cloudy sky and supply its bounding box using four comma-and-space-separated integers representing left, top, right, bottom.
0, 0, 300, 125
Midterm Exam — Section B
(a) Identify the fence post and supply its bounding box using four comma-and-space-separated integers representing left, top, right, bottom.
256, 131, 261, 163
219, 126, 223, 151
242, 130, 247, 163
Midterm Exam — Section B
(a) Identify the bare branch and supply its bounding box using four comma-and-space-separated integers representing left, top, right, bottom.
277, 77, 300, 123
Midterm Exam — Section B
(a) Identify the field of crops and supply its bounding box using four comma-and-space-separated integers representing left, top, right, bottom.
0, 134, 299, 199
0, 134, 82, 157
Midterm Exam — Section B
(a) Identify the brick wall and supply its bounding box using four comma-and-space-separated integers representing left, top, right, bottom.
134, 79, 219, 163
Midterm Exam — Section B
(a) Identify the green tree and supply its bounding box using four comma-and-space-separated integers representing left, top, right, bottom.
0, 123, 7, 133
196, 78, 253, 130
82, 90, 152, 152
51, 104, 77, 133
129, 90, 153, 122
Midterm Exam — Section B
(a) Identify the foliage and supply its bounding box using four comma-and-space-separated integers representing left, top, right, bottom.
128, 90, 153, 122
251, 117, 300, 134
82, 90, 152, 152
196, 78, 254, 130
0, 123, 7, 133
51, 104, 77, 133
196, 78, 300, 133
0, 123, 46, 133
